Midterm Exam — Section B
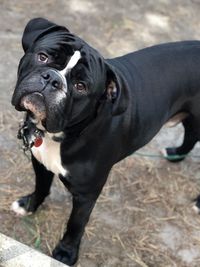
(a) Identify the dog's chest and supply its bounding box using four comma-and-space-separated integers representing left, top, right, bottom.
31, 134, 67, 177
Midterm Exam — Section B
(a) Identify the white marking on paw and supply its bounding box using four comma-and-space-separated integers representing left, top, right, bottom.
160, 148, 168, 158
192, 204, 200, 214
11, 201, 28, 216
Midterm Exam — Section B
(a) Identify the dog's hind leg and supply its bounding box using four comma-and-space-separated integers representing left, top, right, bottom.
163, 116, 199, 162
11, 155, 54, 216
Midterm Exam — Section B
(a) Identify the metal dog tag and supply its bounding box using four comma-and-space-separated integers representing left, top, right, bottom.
18, 117, 44, 152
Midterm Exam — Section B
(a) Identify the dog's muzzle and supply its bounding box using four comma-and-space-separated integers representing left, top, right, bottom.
21, 92, 46, 121
41, 69, 64, 90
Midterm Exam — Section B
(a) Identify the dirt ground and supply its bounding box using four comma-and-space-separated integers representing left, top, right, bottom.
1, 0, 200, 266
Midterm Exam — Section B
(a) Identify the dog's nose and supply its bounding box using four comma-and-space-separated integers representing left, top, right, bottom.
41, 70, 62, 90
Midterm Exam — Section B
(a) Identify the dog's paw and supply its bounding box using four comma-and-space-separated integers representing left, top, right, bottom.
52, 242, 78, 266
11, 193, 40, 216
192, 195, 200, 214
11, 200, 30, 216
161, 147, 186, 162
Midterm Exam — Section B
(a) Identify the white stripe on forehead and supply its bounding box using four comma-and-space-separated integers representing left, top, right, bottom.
60, 50, 81, 76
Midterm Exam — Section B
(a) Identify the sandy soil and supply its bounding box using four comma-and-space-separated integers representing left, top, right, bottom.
1, 1, 200, 266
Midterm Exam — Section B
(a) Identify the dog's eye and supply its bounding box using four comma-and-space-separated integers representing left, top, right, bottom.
74, 82, 86, 92
38, 53, 48, 63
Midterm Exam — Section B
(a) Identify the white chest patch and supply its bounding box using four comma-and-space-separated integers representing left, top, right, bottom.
31, 133, 67, 177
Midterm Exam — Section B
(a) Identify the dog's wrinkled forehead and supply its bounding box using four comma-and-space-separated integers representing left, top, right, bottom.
21, 18, 83, 70
21, 17, 103, 73
22, 18, 81, 52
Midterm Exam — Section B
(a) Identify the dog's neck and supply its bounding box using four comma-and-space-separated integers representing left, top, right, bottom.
64, 112, 96, 139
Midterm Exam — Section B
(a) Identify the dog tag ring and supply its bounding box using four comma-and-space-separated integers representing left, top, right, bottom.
33, 129, 43, 147
18, 118, 44, 151
34, 137, 43, 147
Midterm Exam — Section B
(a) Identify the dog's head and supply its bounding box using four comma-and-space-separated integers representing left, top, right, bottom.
12, 18, 127, 133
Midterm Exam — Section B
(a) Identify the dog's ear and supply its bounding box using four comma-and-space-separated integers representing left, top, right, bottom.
22, 18, 69, 52
105, 63, 129, 116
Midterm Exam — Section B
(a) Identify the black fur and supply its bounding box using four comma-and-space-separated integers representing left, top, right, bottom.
12, 18, 200, 265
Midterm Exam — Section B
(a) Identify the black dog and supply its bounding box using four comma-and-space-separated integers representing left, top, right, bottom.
11, 18, 200, 265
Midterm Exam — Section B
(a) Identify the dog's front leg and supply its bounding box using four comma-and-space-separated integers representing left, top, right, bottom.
12, 155, 54, 215
52, 192, 96, 265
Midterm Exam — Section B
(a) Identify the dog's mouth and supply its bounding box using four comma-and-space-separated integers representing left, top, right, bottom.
21, 92, 47, 122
